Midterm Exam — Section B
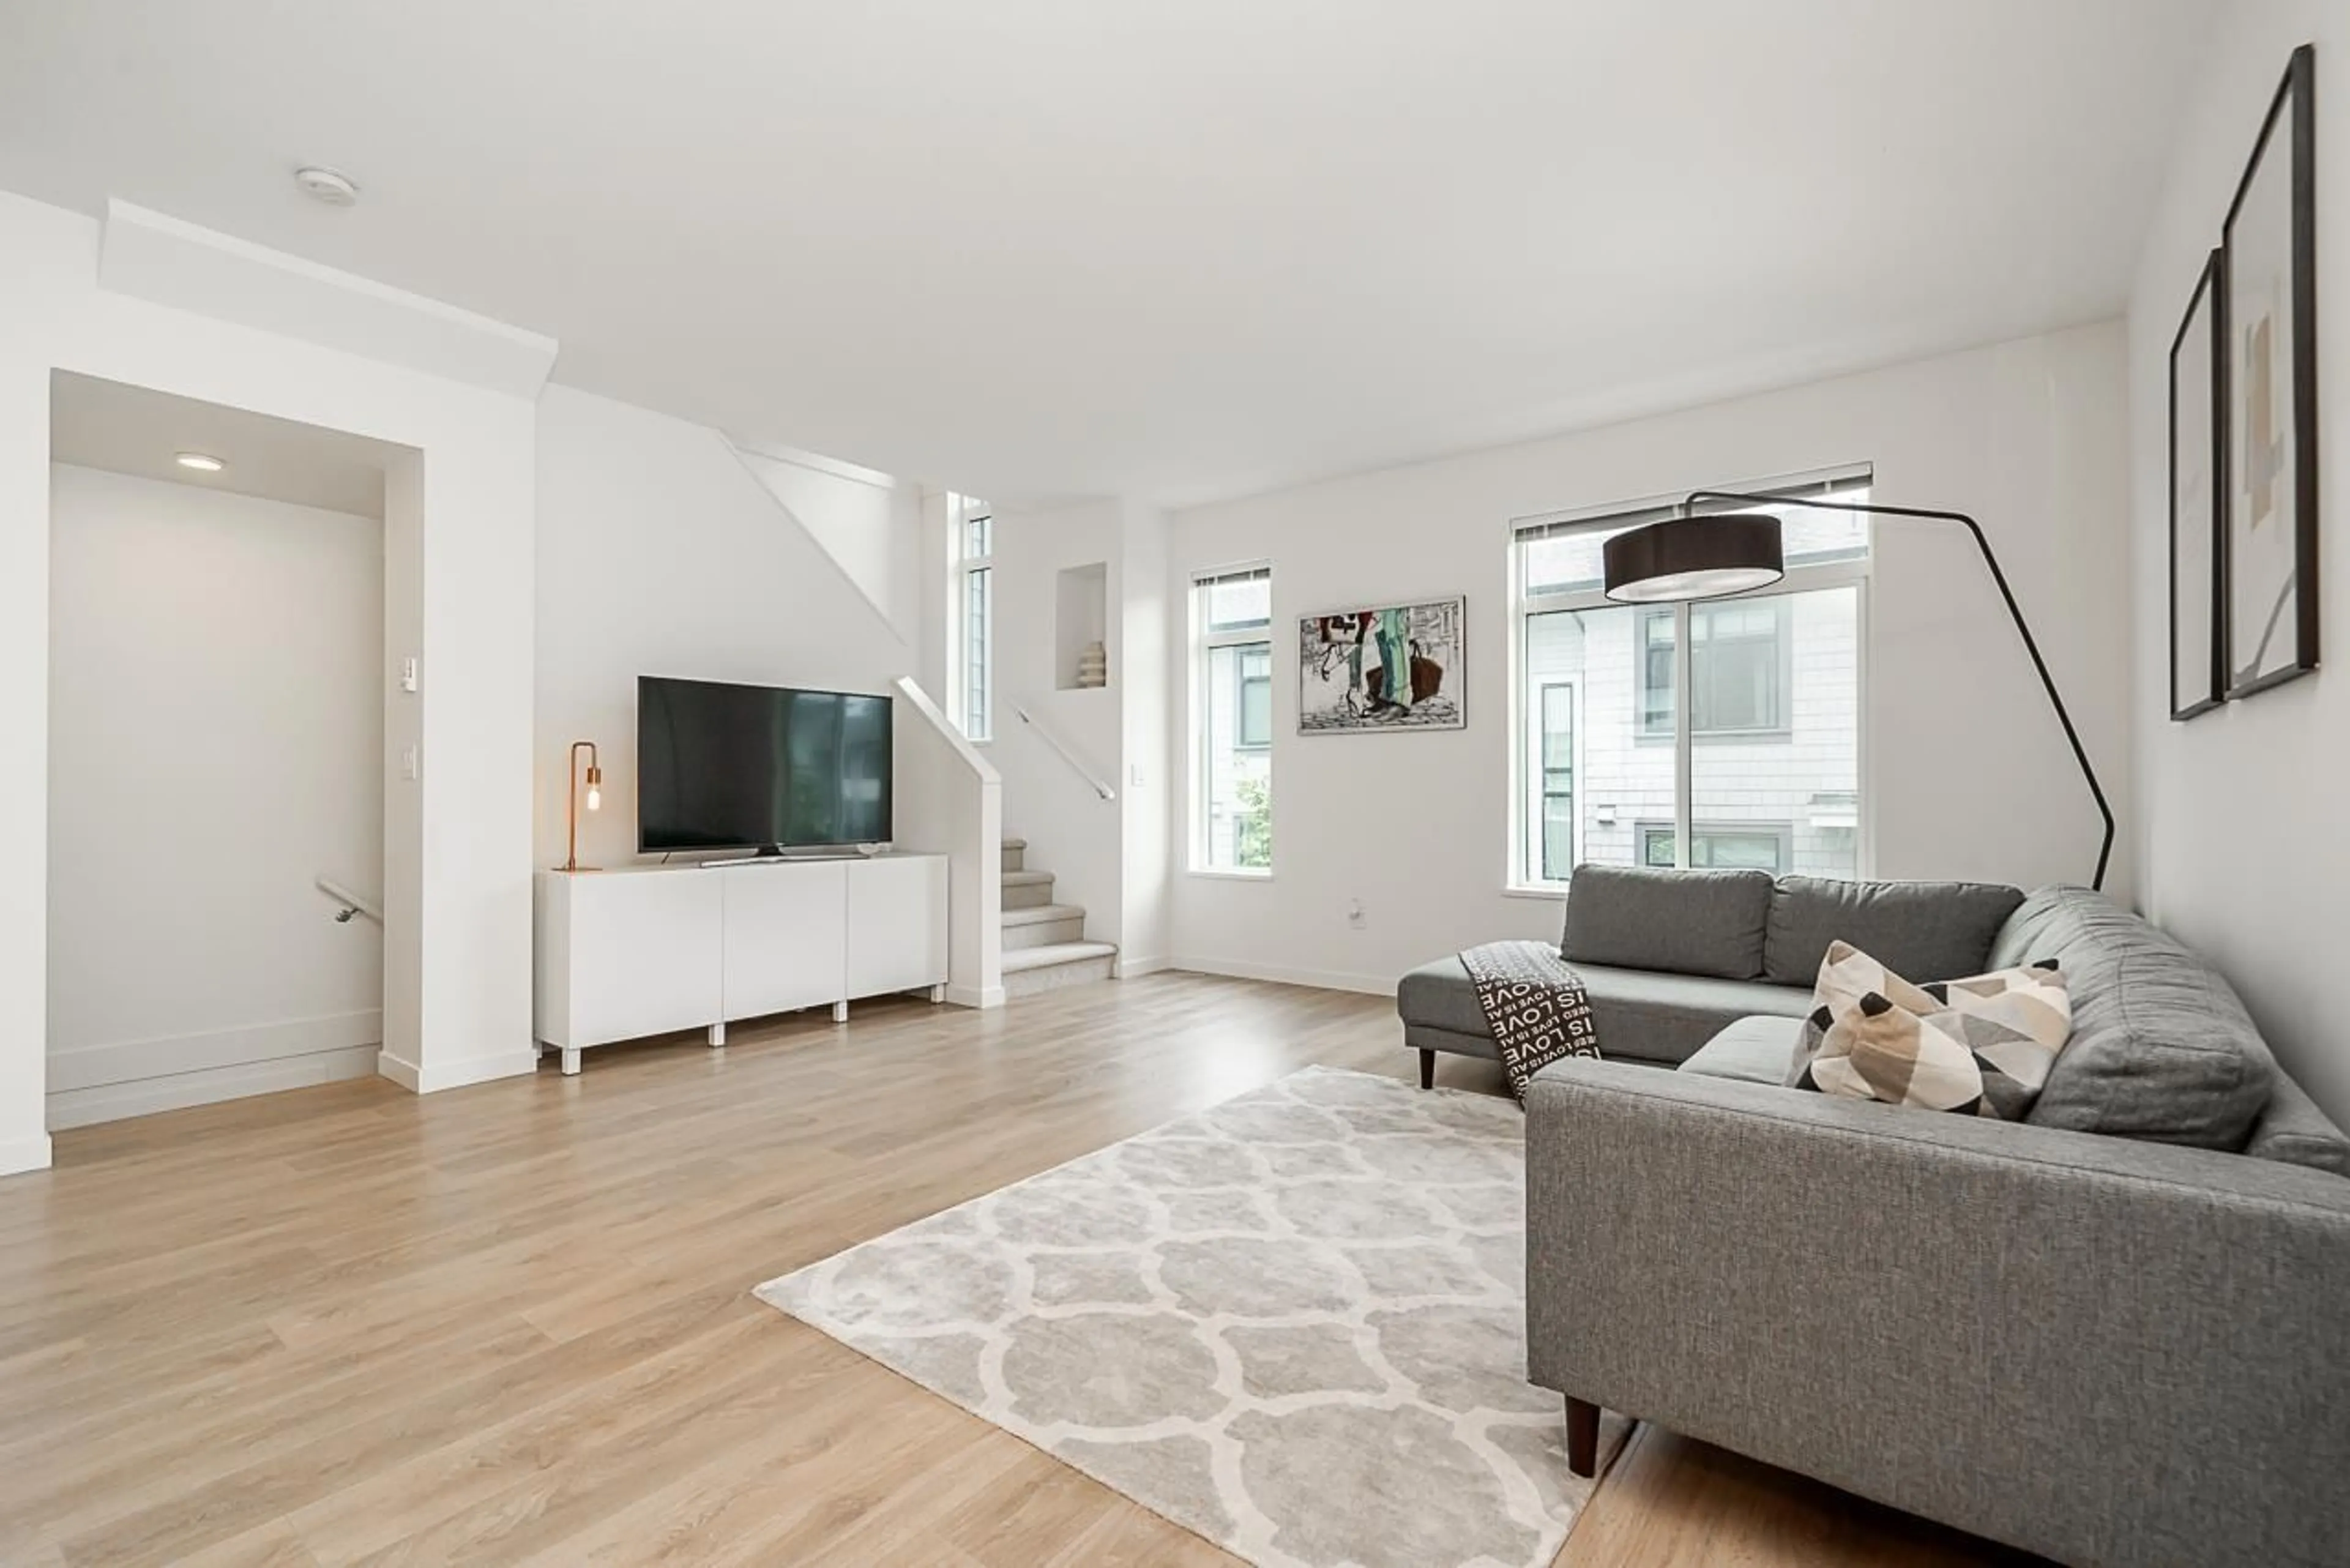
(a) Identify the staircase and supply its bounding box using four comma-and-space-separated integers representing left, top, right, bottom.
1000, 837, 1118, 997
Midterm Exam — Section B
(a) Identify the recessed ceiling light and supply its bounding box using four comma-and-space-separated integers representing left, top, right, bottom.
176, 452, 226, 472
294, 166, 360, 207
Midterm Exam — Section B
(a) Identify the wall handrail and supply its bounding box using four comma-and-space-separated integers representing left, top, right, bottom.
1010, 699, 1116, 802
316, 876, 382, 925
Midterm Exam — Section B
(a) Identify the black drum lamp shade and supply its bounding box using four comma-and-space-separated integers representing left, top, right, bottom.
1602, 512, 1785, 603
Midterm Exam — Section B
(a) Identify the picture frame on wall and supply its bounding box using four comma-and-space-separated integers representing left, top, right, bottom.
1297, 597, 1466, 733
2169, 248, 2226, 721
2221, 43, 2319, 698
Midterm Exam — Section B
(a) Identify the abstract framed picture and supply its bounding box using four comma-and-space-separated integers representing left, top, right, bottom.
2169, 247, 2226, 721
2221, 43, 2319, 698
1297, 596, 1465, 733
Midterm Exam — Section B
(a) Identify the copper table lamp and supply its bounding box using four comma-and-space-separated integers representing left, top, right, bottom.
562, 739, 603, 873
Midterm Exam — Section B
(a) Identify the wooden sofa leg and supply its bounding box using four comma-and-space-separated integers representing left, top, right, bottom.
1565, 1397, 1598, 1477
1419, 1048, 1435, 1090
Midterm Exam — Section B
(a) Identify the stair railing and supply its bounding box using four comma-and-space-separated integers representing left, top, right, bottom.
1010, 699, 1116, 802
316, 875, 382, 925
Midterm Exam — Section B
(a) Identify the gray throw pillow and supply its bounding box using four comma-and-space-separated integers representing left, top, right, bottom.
1761, 875, 2023, 985
1559, 864, 1773, 981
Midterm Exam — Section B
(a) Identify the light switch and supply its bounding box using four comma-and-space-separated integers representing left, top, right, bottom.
402, 745, 420, 780
400, 657, 419, 693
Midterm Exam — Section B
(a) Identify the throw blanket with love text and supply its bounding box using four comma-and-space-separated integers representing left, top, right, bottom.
1460, 940, 1602, 1100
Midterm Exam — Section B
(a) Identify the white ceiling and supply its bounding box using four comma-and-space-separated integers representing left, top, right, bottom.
50, 371, 395, 520
1, 1, 2218, 507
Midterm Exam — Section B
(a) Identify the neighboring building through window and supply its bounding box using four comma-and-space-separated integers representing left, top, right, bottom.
1640, 599, 1793, 737
1539, 682, 1576, 882
956, 499, 993, 742
1510, 470, 1871, 889
1194, 565, 1273, 872
1237, 646, 1272, 749
1638, 821, 1794, 873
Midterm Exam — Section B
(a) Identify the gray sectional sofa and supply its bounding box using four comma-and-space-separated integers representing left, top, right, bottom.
1403, 866, 2350, 1567
1397, 864, 2028, 1082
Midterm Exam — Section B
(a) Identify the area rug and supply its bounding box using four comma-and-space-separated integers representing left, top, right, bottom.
755, 1066, 1627, 1568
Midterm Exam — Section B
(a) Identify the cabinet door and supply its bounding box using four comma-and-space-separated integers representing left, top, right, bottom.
846, 856, 949, 999
561, 872, 724, 1047
722, 862, 848, 1019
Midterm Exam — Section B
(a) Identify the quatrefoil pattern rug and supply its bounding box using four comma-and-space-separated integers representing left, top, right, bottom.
756, 1067, 1625, 1568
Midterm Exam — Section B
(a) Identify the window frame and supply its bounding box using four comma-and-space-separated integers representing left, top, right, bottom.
954, 499, 994, 743
1190, 563, 1275, 877
1505, 466, 1873, 895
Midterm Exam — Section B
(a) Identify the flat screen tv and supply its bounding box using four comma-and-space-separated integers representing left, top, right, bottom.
637, 676, 892, 854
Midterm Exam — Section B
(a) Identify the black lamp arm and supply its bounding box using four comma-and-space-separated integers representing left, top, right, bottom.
1679, 489, 2114, 893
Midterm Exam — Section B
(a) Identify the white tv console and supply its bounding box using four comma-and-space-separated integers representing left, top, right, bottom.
533, 852, 948, 1074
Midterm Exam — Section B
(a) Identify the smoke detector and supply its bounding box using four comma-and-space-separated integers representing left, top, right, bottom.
294, 166, 359, 207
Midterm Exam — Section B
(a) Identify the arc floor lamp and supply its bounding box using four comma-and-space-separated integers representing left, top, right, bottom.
1602, 490, 2114, 892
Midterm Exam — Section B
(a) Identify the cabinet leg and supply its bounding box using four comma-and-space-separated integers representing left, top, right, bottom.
561, 1047, 581, 1077
831, 1000, 849, 1025
707, 1021, 726, 1048
928, 984, 946, 1004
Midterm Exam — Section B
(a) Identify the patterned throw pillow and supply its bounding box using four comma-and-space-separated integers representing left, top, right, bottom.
1785, 941, 2072, 1119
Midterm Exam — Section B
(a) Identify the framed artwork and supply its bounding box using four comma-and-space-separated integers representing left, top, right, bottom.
1298, 596, 1465, 732
2221, 43, 2319, 698
2169, 248, 2225, 720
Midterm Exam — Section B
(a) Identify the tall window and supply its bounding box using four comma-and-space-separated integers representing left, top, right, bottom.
1193, 564, 1273, 872
1511, 470, 1871, 889
957, 500, 993, 742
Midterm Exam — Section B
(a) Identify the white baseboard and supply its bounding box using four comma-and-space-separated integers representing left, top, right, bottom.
1113, 954, 1171, 979
48, 1009, 383, 1093
945, 984, 1006, 1009
377, 1048, 540, 1095
1165, 957, 1397, 998
0, 1132, 54, 1178
47, 1045, 381, 1131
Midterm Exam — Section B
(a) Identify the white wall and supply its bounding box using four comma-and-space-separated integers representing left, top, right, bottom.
47, 465, 384, 1126
985, 499, 1131, 943
1165, 323, 2133, 993
1, 190, 540, 1172
1119, 505, 1173, 971
534, 384, 917, 870
733, 445, 927, 652
2129, 6, 2348, 1122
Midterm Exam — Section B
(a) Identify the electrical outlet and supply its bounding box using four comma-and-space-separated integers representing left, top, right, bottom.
401, 745, 420, 780
399, 656, 419, 693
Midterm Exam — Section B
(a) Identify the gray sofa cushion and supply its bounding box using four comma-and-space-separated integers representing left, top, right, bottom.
1678, 1015, 1805, 1085
1561, 864, 1773, 980
2244, 1073, 2350, 1175
1994, 886, 2277, 1151
1398, 955, 1810, 1067
1761, 875, 2024, 985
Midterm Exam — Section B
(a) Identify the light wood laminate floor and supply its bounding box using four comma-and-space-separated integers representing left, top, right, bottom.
0, 973, 2039, 1566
